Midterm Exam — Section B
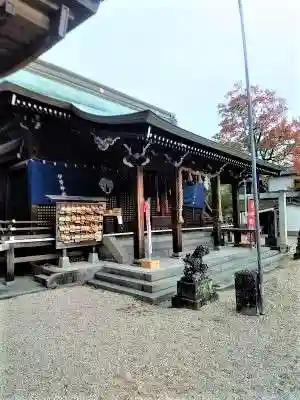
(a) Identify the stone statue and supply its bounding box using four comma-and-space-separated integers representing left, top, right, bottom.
182, 245, 209, 282
172, 244, 218, 310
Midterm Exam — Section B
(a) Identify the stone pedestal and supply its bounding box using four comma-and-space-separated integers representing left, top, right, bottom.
235, 270, 259, 316
88, 248, 100, 264
171, 252, 183, 258
172, 278, 218, 310
58, 249, 71, 268
58, 256, 71, 268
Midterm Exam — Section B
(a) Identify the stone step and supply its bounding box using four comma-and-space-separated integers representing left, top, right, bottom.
37, 264, 80, 276
87, 279, 176, 304
34, 274, 49, 285
88, 251, 284, 304
180, 247, 275, 268
94, 271, 178, 293
101, 263, 183, 282
212, 253, 284, 289
209, 251, 282, 274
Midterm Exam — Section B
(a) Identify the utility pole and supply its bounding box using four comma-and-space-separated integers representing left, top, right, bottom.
237, 0, 264, 315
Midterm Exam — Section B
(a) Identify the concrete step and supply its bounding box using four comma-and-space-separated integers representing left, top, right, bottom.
94, 271, 178, 293
101, 263, 183, 282
34, 274, 49, 285
209, 251, 281, 274
202, 248, 276, 268
211, 253, 284, 289
87, 279, 176, 304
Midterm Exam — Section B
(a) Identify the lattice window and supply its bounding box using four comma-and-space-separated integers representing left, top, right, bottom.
34, 204, 56, 224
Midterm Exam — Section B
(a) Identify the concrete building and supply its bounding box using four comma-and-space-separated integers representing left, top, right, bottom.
239, 168, 300, 246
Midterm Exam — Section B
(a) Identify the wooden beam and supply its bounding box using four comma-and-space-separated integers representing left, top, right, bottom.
9, 160, 29, 171
232, 180, 242, 246
133, 166, 145, 261
171, 167, 183, 256
11, 240, 54, 249
14, 253, 57, 263
211, 176, 221, 249
0, 0, 15, 16
57, 4, 69, 37
1, 0, 51, 30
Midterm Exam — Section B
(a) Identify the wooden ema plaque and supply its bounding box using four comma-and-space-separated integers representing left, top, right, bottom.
56, 201, 105, 249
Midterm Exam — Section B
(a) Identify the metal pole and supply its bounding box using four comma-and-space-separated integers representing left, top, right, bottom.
244, 179, 247, 224
237, 0, 264, 315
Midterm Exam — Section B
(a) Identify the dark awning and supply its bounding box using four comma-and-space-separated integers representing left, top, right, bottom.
0, 81, 282, 175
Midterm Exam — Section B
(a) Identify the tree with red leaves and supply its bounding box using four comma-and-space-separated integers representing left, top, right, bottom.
214, 82, 300, 165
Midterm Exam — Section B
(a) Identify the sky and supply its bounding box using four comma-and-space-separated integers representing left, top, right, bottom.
42, 0, 300, 138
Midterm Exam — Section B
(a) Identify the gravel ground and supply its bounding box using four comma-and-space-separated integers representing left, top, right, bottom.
0, 261, 299, 400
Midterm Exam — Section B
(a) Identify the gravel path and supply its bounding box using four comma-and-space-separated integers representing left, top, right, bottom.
0, 262, 299, 400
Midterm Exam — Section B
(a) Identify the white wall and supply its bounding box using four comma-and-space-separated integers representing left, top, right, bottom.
287, 205, 300, 233
268, 175, 296, 192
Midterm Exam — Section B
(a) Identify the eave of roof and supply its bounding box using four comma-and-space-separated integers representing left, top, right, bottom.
0, 81, 282, 175
0, 1, 102, 78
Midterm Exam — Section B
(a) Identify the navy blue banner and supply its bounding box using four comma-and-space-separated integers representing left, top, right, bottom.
183, 183, 205, 209
27, 159, 112, 204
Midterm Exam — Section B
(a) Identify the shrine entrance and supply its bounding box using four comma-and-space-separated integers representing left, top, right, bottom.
0, 82, 283, 288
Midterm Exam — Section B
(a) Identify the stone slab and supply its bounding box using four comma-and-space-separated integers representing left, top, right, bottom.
94, 271, 178, 293
101, 263, 183, 282
88, 279, 176, 304
0, 276, 46, 301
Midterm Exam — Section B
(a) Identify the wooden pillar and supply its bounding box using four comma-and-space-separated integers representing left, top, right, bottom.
5, 246, 15, 285
218, 176, 223, 223
232, 180, 241, 246
133, 166, 145, 261
211, 176, 221, 249
171, 168, 183, 256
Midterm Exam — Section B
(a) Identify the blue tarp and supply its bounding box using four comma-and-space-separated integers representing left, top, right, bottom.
183, 183, 205, 209
27, 159, 108, 204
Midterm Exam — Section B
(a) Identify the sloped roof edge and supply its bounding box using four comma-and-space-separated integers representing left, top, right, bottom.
0, 81, 282, 174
